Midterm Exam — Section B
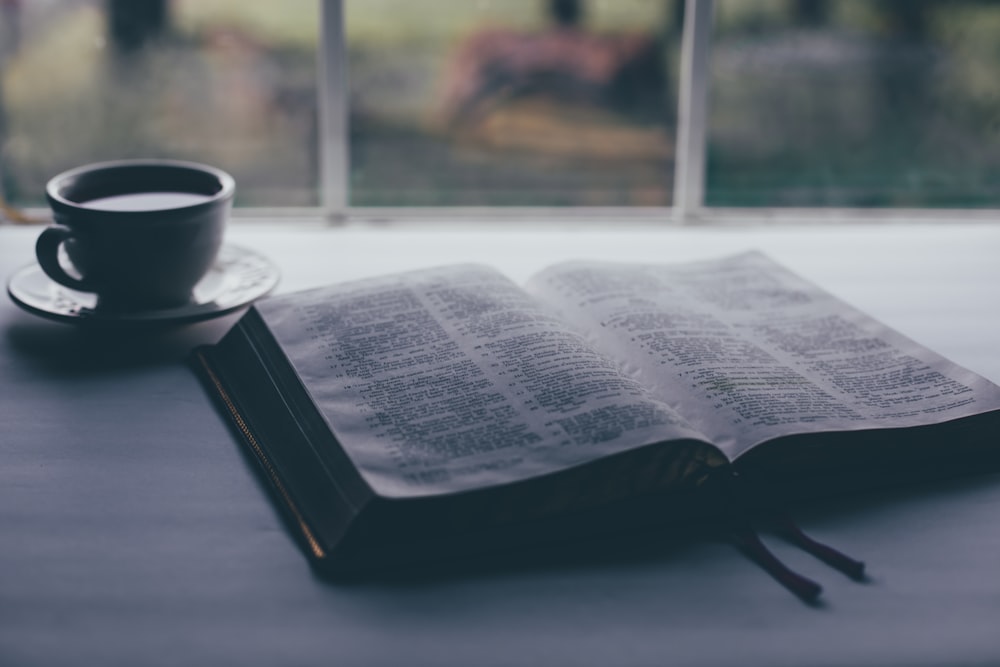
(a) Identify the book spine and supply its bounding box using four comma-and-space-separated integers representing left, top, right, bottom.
193, 345, 328, 561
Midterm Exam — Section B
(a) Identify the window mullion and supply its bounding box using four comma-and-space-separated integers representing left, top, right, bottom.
319, 0, 349, 221
673, 0, 714, 222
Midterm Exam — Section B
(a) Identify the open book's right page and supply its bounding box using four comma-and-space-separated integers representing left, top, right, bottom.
527, 252, 1000, 460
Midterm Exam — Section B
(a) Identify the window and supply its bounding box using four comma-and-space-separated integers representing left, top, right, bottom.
1, 0, 998, 219
0, 0, 320, 207
707, 0, 1000, 209
346, 0, 680, 207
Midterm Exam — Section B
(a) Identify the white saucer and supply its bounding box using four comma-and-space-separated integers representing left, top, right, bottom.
7, 244, 280, 327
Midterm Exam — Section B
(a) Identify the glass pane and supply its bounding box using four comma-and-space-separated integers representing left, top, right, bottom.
0, 0, 319, 207
347, 0, 682, 206
708, 0, 1000, 208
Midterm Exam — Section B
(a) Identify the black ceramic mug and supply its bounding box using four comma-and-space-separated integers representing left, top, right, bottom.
38, 159, 235, 311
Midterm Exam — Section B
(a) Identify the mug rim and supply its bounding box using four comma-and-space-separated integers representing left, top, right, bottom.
46, 159, 236, 221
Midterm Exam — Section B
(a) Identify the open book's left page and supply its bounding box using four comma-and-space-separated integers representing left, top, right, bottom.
257, 265, 712, 498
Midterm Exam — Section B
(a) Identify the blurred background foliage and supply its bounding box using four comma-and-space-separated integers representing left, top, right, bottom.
0, 0, 998, 209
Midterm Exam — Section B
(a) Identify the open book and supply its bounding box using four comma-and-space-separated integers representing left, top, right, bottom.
196, 252, 1000, 593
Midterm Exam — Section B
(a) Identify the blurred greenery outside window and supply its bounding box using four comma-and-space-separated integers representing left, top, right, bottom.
0, 0, 320, 208
0, 0, 998, 213
709, 0, 1000, 208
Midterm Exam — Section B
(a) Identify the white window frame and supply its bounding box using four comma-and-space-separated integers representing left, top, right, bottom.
256, 0, 999, 226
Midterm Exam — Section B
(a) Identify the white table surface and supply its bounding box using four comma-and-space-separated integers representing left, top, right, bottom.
1, 221, 999, 667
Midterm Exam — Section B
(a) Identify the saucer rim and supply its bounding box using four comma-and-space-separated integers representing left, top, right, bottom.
6, 243, 279, 328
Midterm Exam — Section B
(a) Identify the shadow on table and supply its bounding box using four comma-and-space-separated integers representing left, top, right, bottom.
4, 312, 240, 375
311, 469, 1000, 595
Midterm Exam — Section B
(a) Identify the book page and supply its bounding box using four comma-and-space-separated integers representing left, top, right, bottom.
257, 265, 710, 497
527, 253, 1000, 460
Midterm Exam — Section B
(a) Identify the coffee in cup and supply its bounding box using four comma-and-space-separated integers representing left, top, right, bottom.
38, 159, 235, 311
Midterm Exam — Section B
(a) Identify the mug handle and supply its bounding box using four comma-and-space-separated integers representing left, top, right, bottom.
35, 226, 95, 292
